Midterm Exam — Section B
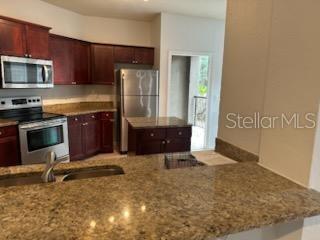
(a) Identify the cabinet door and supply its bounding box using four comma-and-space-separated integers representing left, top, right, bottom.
165, 138, 191, 153
137, 140, 165, 155
68, 121, 85, 161
25, 25, 50, 59
74, 41, 90, 84
0, 136, 20, 167
101, 119, 113, 153
0, 19, 26, 57
91, 44, 114, 85
84, 120, 101, 156
114, 46, 135, 63
134, 48, 154, 65
49, 35, 74, 85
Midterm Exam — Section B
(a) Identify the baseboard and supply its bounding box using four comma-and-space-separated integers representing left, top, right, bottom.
215, 138, 259, 163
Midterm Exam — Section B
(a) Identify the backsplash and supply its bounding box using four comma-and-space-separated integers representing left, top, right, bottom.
0, 85, 115, 105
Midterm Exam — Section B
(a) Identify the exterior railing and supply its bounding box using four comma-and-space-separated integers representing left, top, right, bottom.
193, 96, 207, 129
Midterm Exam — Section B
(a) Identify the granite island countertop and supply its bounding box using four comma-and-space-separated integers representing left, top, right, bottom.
1, 155, 320, 239
127, 117, 192, 129
43, 102, 117, 116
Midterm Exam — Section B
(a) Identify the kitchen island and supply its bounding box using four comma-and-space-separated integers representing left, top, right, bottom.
1, 155, 320, 239
127, 117, 192, 155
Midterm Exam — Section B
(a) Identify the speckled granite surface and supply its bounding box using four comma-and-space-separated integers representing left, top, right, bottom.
0, 119, 18, 127
1, 155, 320, 239
127, 117, 192, 129
43, 102, 117, 116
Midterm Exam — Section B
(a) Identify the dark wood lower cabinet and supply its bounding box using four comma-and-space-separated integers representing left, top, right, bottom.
0, 126, 20, 167
128, 126, 192, 155
68, 112, 114, 161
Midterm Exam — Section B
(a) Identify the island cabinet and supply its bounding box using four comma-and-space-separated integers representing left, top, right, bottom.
0, 16, 50, 59
114, 46, 154, 65
0, 126, 20, 167
128, 126, 192, 155
68, 112, 114, 161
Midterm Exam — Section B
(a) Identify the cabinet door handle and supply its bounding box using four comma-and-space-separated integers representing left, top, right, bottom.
71, 82, 77, 85
0, 131, 2, 136
167, 140, 171, 144
24, 54, 28, 57
106, 114, 109, 117
162, 140, 166, 145
178, 131, 182, 136
29, 54, 32, 58
110, 119, 115, 122
92, 115, 95, 119
150, 133, 154, 137
75, 118, 78, 121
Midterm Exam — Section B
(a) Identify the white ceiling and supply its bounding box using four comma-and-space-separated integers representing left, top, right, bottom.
41, 0, 227, 21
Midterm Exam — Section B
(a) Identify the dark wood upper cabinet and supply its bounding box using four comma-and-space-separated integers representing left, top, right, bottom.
0, 16, 50, 58
114, 46, 154, 65
0, 19, 26, 57
114, 46, 135, 63
25, 25, 50, 59
73, 40, 91, 84
49, 35, 74, 85
134, 47, 154, 65
91, 44, 115, 85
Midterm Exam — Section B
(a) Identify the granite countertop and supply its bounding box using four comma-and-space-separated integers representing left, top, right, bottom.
1, 155, 320, 239
43, 102, 117, 116
0, 119, 18, 128
127, 117, 192, 129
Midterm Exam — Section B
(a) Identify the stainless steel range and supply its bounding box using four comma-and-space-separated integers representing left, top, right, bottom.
0, 96, 69, 165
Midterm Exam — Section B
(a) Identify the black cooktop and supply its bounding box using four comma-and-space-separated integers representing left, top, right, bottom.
0, 107, 64, 124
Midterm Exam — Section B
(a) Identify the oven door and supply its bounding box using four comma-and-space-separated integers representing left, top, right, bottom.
19, 118, 69, 165
1, 56, 53, 89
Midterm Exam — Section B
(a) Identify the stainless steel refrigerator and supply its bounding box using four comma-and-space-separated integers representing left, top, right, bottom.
117, 69, 159, 153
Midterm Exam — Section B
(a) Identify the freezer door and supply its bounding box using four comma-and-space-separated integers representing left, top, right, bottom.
122, 96, 158, 117
121, 69, 159, 96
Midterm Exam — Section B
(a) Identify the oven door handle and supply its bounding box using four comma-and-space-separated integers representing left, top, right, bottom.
42, 65, 49, 83
19, 119, 67, 130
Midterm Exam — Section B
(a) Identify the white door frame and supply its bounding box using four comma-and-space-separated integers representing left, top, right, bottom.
167, 50, 214, 149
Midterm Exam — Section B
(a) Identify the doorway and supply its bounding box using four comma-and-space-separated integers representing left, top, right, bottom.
168, 52, 214, 151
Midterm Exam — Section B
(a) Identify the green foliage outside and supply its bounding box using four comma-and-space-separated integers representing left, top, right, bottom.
198, 56, 209, 97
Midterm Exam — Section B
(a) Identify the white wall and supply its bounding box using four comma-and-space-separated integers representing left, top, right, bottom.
0, 0, 152, 105
159, 12, 226, 148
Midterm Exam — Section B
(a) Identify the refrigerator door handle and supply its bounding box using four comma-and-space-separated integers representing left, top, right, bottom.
121, 73, 125, 116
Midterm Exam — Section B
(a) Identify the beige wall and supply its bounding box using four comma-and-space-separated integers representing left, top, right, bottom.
219, 0, 320, 186
0, 0, 151, 105
259, 0, 320, 186
217, 0, 273, 155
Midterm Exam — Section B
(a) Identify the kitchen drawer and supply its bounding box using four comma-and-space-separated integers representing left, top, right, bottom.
137, 140, 164, 155
0, 126, 18, 138
165, 138, 191, 153
167, 127, 192, 139
140, 128, 166, 140
100, 112, 114, 120
84, 113, 100, 122
68, 115, 83, 125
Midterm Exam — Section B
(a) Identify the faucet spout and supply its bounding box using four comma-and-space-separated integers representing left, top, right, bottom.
41, 152, 64, 183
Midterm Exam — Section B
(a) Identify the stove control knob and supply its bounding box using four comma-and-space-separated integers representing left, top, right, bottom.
1, 101, 5, 105
36, 99, 40, 102
28, 100, 32, 103
32, 99, 36, 102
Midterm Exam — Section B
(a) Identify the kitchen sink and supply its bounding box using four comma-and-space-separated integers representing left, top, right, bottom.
0, 166, 125, 188
62, 166, 125, 182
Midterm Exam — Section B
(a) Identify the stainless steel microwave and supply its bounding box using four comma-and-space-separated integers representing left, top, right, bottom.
1, 56, 53, 88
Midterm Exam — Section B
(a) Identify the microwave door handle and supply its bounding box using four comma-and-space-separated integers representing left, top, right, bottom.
42, 65, 49, 83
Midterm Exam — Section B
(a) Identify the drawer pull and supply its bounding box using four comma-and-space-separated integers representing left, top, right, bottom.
167, 140, 171, 144
178, 131, 182, 136
150, 133, 154, 137
162, 140, 166, 145
110, 119, 115, 122
92, 115, 95, 119
75, 118, 78, 121
0, 131, 2, 136
106, 114, 109, 117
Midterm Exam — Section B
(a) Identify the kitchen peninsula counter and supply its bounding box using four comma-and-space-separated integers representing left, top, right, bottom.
1, 155, 320, 239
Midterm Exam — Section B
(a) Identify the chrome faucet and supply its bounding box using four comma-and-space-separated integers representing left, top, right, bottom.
41, 152, 65, 183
